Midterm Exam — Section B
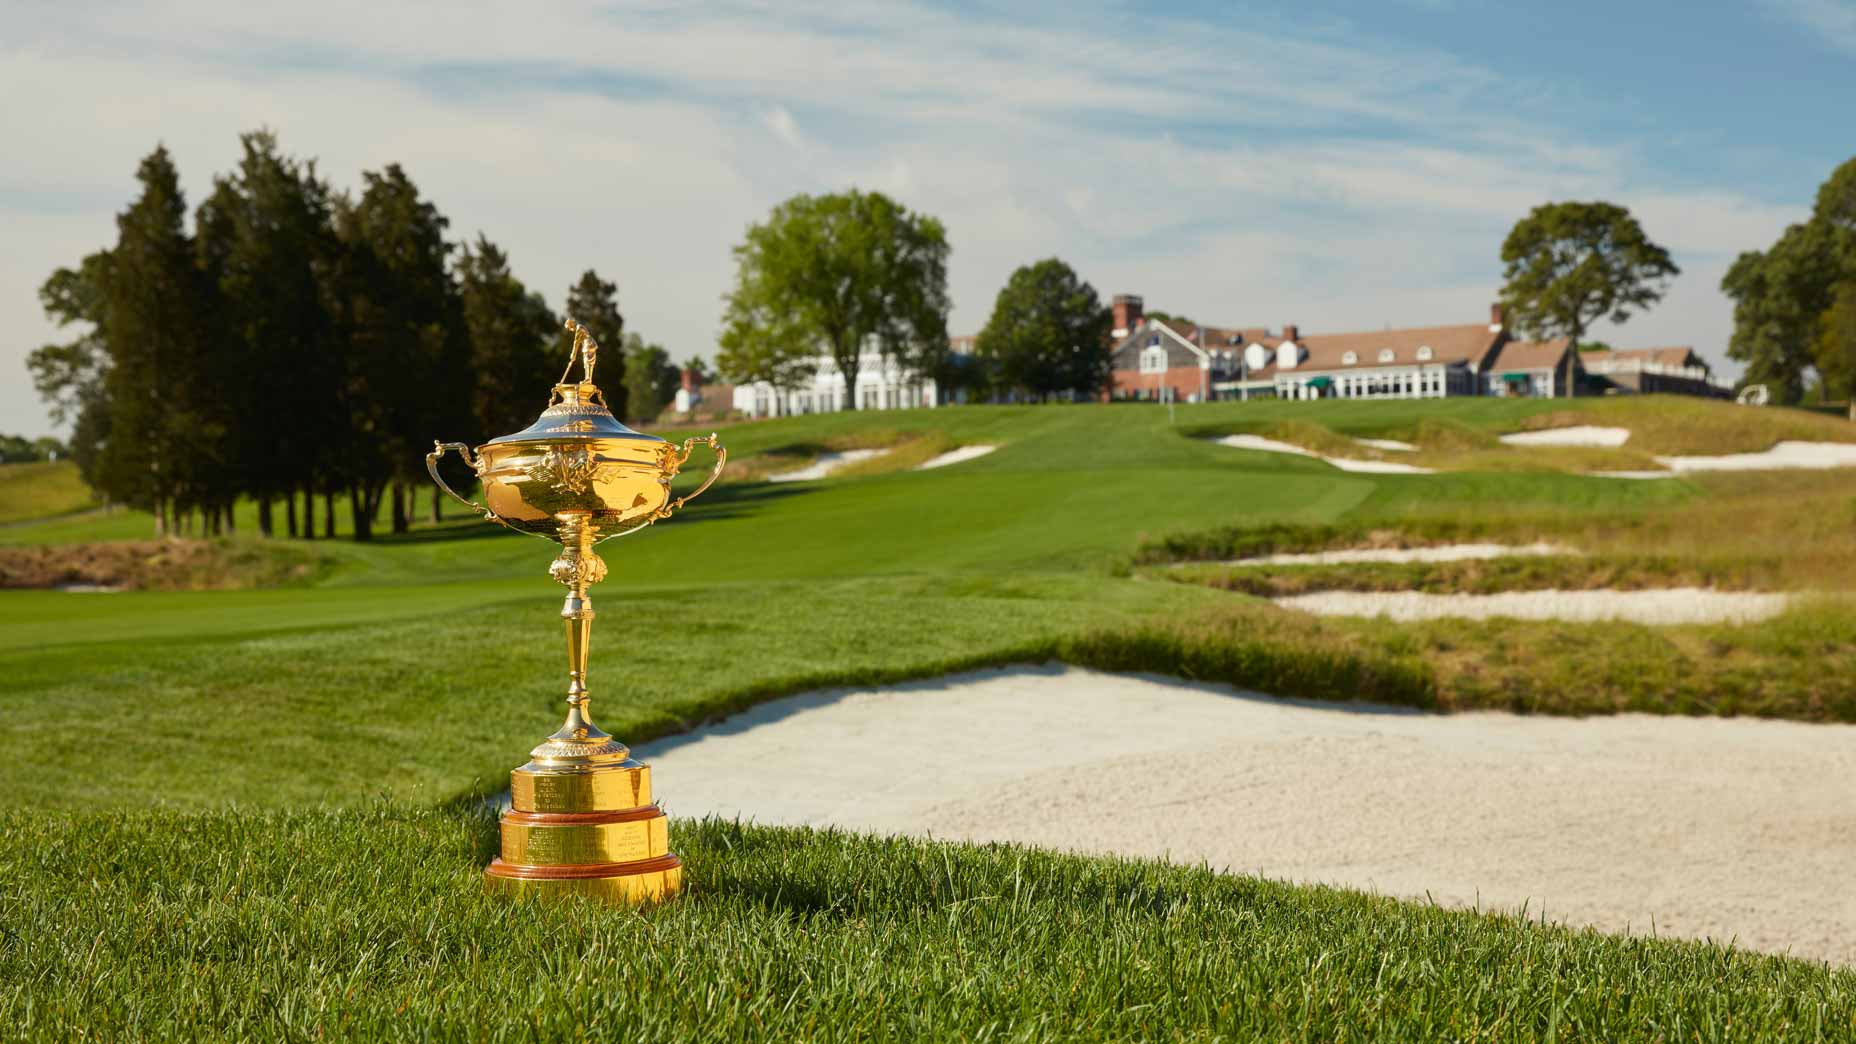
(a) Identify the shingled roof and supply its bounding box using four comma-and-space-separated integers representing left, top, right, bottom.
1486, 338, 1574, 372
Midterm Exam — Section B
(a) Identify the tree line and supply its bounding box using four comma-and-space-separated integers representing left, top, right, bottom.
1723, 157, 1856, 404
30, 132, 688, 540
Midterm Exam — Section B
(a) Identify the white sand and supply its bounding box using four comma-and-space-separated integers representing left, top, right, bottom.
768, 449, 887, 482
1324, 458, 1436, 474
1657, 441, 1856, 472
1499, 426, 1632, 448
1275, 588, 1791, 625
1229, 542, 1566, 567
1357, 437, 1417, 452
1213, 435, 1435, 474
641, 666, 1856, 965
917, 444, 997, 470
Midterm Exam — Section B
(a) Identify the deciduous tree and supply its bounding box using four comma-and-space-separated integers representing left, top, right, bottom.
975, 258, 1112, 401
720, 190, 948, 410
623, 333, 680, 423
1499, 201, 1679, 399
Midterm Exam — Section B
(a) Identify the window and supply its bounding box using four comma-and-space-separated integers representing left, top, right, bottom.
1416, 345, 1433, 361
1378, 348, 1396, 363
1341, 351, 1358, 365
1139, 343, 1168, 375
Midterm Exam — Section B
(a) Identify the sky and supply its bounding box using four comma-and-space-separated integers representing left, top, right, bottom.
4, 0, 1853, 437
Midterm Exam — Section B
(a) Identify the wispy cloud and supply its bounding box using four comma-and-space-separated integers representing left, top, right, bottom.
0, 0, 1807, 433
1763, 0, 1856, 54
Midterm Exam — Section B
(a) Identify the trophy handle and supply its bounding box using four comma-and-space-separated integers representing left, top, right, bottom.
426, 441, 512, 530
666, 433, 727, 513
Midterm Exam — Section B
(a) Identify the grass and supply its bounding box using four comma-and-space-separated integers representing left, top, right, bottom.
1139, 469, 1856, 592
5, 807, 1851, 1042
1515, 395, 1856, 454
1109, 598, 1856, 721
0, 459, 97, 524
8, 396, 1856, 1036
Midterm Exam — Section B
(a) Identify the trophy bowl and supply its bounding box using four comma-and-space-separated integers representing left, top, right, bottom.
426, 318, 724, 904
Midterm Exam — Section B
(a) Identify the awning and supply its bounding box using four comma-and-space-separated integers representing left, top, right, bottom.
1500, 372, 1532, 383
1306, 376, 1334, 389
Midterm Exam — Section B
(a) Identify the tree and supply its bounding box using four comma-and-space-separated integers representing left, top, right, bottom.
94, 146, 218, 535
28, 252, 114, 488
975, 258, 1112, 401
195, 131, 342, 538
720, 190, 949, 410
564, 270, 626, 409
1723, 221, 1838, 405
459, 236, 559, 439
1499, 201, 1680, 399
623, 333, 680, 423
332, 164, 468, 536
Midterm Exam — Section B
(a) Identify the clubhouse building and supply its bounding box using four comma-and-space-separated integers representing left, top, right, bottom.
1106, 294, 1726, 402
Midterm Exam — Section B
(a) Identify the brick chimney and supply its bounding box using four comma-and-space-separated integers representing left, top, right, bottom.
1282, 323, 1300, 343
680, 366, 700, 392
1112, 294, 1144, 337
1489, 302, 1505, 331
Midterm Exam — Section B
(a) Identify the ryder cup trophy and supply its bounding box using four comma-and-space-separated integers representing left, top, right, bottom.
427, 318, 725, 903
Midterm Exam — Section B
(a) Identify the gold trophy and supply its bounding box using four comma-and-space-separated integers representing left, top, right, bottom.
426, 317, 724, 903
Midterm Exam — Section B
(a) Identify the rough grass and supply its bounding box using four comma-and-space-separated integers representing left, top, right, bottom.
1105, 598, 1856, 721
1517, 396, 1856, 454
1192, 414, 1669, 474
4, 807, 1850, 1043
1138, 469, 1856, 591
0, 536, 334, 590
1163, 554, 1780, 597
0, 460, 97, 524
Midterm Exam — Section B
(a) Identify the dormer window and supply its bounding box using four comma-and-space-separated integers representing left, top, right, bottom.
1139, 342, 1168, 375
1378, 348, 1396, 363
1416, 346, 1433, 361
1341, 351, 1358, 365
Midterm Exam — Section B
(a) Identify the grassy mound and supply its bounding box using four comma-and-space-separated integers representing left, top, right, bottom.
5, 806, 1849, 1042
0, 537, 332, 590
0, 460, 97, 525
1516, 396, 1856, 454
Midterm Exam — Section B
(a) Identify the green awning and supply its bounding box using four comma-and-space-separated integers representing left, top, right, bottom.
1306, 376, 1334, 389
1500, 372, 1532, 383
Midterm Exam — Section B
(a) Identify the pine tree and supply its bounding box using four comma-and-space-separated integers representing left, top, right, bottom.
97, 146, 216, 535
195, 131, 341, 537
459, 236, 559, 439
334, 165, 469, 537
564, 270, 626, 408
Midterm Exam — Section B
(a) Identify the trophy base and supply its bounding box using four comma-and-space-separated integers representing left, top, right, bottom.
488, 755, 683, 906
484, 854, 683, 903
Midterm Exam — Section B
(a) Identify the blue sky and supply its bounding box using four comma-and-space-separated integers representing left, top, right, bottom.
4, 0, 1852, 436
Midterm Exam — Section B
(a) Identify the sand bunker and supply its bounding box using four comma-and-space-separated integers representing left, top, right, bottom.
1275, 588, 1790, 625
641, 666, 1856, 964
1229, 542, 1565, 567
1499, 426, 1632, 448
769, 449, 887, 482
918, 445, 997, 470
1658, 441, 1856, 472
1357, 438, 1416, 452
1213, 435, 1435, 474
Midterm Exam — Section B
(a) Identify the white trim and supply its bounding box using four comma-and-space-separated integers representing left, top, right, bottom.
1147, 320, 1212, 364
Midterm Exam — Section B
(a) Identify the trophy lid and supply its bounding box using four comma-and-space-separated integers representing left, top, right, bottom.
484, 382, 665, 446
484, 318, 666, 447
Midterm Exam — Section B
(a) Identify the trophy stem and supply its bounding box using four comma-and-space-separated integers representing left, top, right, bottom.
532, 515, 625, 766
